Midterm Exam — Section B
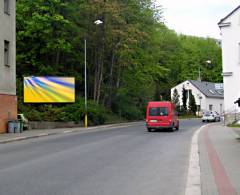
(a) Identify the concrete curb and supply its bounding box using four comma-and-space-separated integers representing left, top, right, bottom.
0, 121, 143, 144
185, 124, 211, 195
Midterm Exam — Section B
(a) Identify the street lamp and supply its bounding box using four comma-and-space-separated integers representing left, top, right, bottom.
206, 60, 211, 64
84, 19, 103, 128
94, 20, 103, 25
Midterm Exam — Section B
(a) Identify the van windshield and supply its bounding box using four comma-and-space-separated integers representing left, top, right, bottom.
149, 107, 168, 116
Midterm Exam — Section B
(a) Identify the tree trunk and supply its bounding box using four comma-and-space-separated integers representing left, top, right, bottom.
93, 48, 99, 101
96, 49, 104, 104
56, 49, 60, 66
106, 52, 115, 108
116, 66, 121, 88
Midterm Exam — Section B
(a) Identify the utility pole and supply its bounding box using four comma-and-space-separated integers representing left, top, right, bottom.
198, 65, 201, 82
84, 39, 87, 128
84, 20, 103, 128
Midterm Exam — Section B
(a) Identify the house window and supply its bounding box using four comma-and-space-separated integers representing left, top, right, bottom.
4, 0, 10, 14
208, 89, 215, 94
4, 40, 10, 66
209, 104, 213, 111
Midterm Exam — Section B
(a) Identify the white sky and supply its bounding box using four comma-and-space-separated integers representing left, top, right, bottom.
156, 0, 240, 39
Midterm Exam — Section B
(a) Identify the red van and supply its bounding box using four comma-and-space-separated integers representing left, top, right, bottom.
146, 101, 179, 132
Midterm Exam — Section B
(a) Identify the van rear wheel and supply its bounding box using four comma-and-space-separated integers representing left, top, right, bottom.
170, 123, 175, 132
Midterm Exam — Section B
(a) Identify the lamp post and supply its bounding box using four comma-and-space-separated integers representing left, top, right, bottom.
198, 60, 211, 81
198, 94, 202, 116
84, 38, 87, 128
84, 19, 103, 128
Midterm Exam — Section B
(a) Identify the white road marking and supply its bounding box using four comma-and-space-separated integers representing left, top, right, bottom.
12, 136, 27, 140
63, 130, 73, 134
185, 125, 208, 195
38, 133, 48, 137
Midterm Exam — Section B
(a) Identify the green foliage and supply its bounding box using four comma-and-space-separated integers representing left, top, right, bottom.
188, 91, 197, 115
18, 98, 110, 125
178, 35, 222, 83
171, 88, 180, 111
182, 87, 187, 111
16, 0, 223, 123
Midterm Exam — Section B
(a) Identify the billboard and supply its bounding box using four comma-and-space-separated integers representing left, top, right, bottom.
24, 77, 75, 103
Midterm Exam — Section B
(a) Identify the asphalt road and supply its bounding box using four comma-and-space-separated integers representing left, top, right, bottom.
0, 119, 203, 195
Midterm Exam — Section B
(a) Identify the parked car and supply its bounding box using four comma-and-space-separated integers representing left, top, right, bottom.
17, 114, 29, 130
202, 111, 221, 122
146, 101, 179, 132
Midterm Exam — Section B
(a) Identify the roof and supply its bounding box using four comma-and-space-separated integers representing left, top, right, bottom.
189, 80, 224, 99
147, 101, 172, 106
218, 5, 240, 25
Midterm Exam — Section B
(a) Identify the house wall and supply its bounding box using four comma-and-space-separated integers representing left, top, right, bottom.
0, 95, 17, 133
171, 80, 224, 113
0, 0, 17, 133
171, 80, 206, 110
220, 8, 240, 113
202, 97, 224, 114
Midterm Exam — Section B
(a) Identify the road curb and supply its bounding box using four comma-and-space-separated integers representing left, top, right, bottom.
185, 124, 210, 195
0, 121, 143, 144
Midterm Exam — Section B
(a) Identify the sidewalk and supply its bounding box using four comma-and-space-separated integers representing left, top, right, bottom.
0, 122, 142, 144
199, 123, 240, 195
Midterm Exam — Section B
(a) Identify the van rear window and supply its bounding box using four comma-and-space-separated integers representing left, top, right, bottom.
149, 107, 168, 116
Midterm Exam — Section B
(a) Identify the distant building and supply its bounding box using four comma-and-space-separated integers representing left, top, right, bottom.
0, 0, 17, 133
171, 80, 224, 114
218, 5, 240, 114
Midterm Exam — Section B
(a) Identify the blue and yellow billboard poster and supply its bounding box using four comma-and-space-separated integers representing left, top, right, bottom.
24, 77, 75, 103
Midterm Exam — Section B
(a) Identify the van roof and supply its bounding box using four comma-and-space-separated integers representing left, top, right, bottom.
147, 101, 172, 106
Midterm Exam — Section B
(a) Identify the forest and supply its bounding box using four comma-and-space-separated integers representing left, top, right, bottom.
16, 0, 222, 124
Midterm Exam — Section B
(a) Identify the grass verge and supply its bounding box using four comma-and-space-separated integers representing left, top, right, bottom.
227, 123, 240, 128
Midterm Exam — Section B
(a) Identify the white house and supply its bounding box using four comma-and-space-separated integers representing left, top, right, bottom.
0, 0, 17, 133
218, 5, 240, 113
171, 80, 224, 114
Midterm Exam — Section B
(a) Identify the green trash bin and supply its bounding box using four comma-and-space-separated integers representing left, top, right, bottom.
18, 120, 23, 133
14, 121, 21, 133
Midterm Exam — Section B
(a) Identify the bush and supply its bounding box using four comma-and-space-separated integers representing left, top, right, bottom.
18, 98, 109, 125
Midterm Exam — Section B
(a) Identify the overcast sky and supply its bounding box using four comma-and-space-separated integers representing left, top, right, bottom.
155, 0, 240, 39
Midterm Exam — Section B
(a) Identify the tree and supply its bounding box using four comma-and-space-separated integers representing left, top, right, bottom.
188, 91, 197, 115
171, 88, 180, 111
182, 86, 187, 112
178, 35, 222, 83
16, 0, 223, 122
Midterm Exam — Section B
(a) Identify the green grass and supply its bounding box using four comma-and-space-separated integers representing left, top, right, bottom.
227, 123, 240, 128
